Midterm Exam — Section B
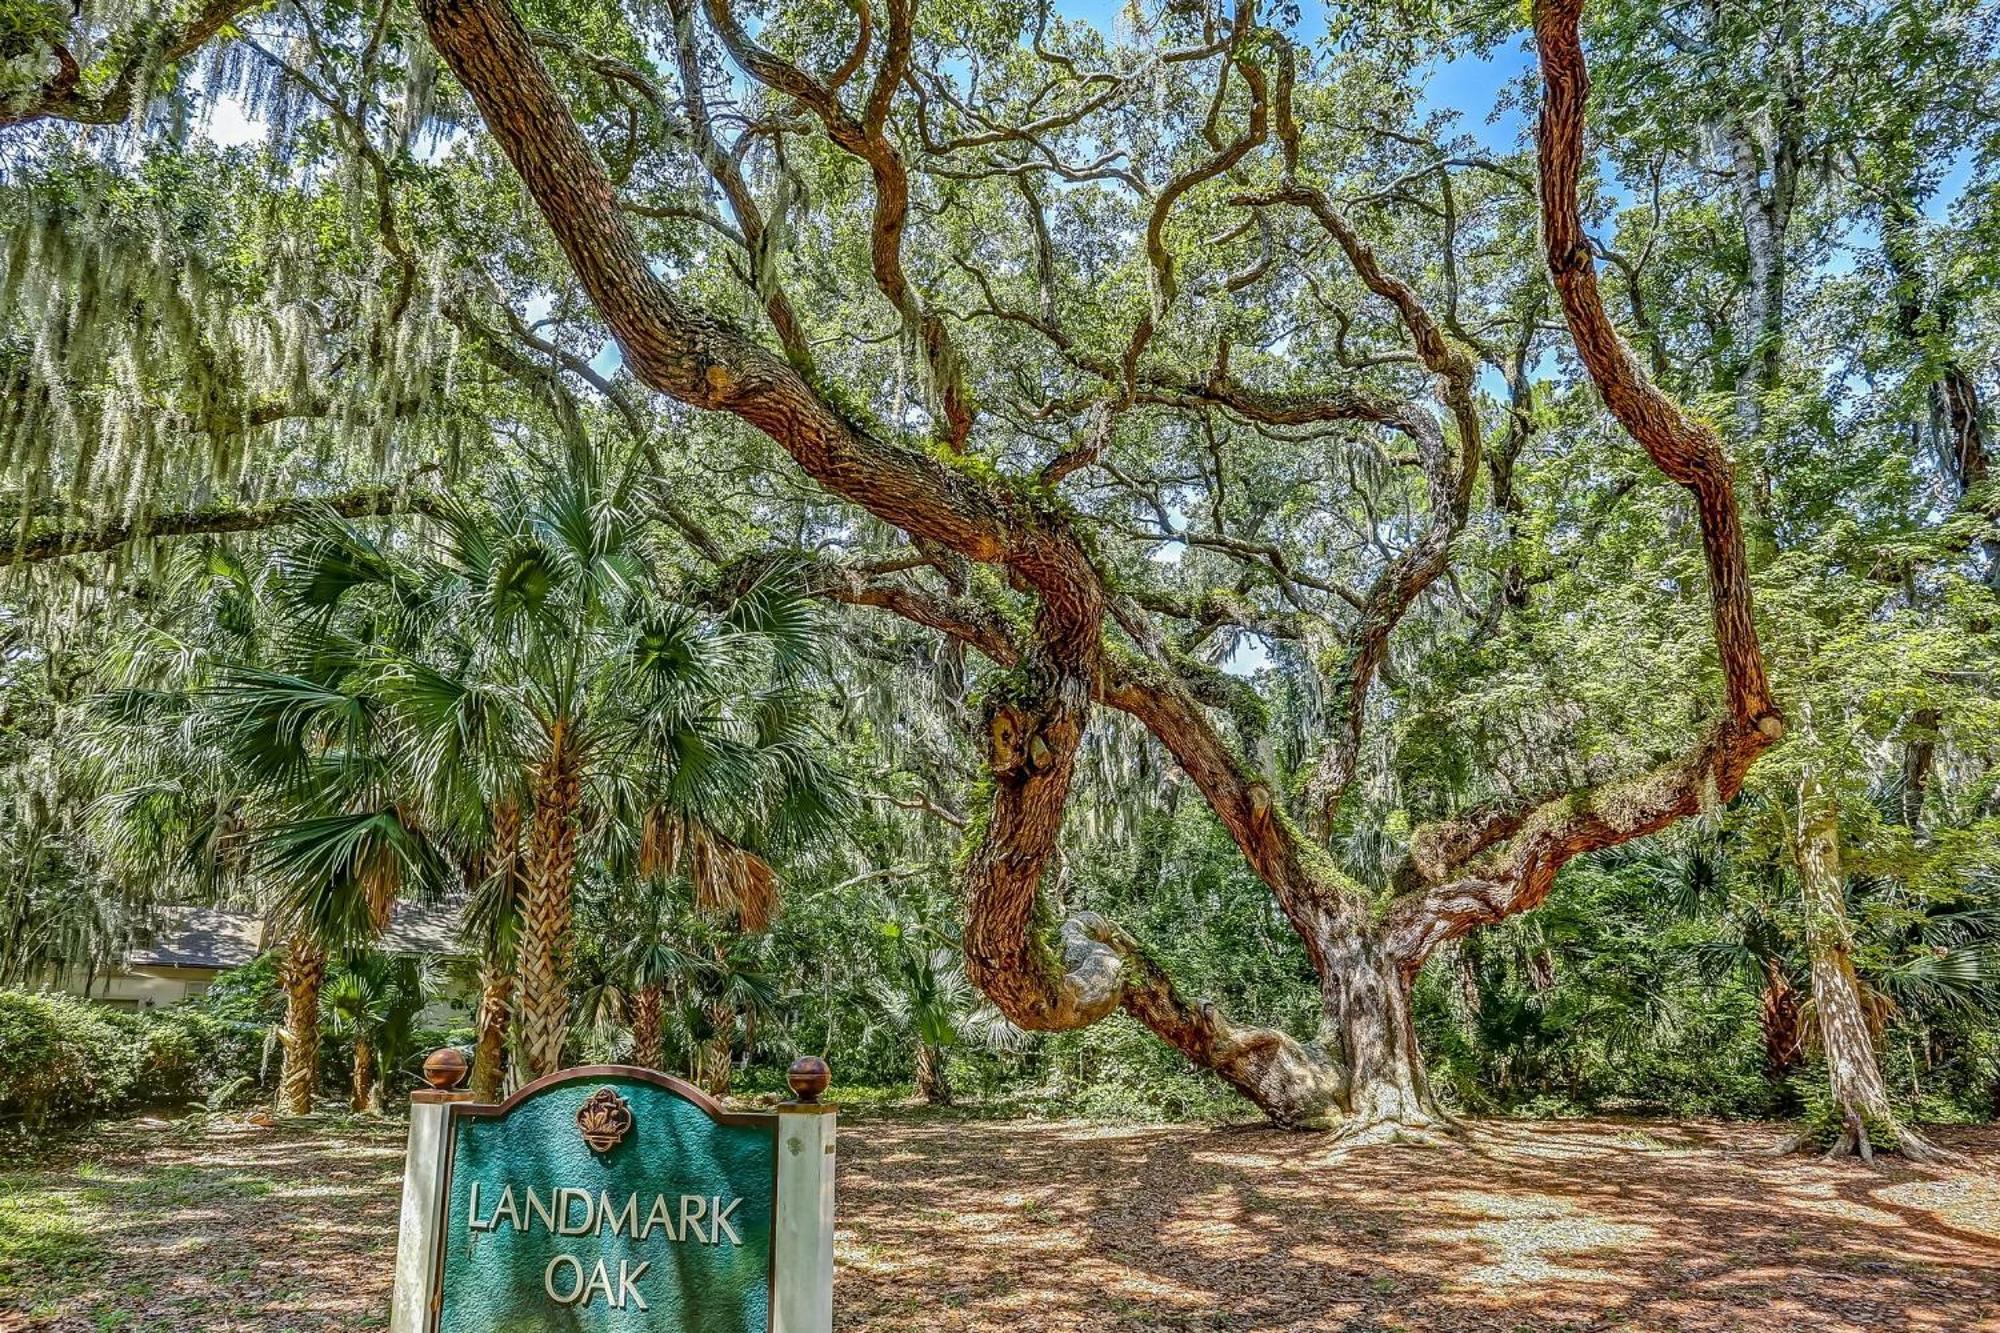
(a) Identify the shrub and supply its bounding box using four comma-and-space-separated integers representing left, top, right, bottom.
0, 989, 265, 1129
0, 990, 139, 1128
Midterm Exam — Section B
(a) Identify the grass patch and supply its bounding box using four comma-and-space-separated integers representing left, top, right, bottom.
0, 1171, 106, 1311
78, 1161, 275, 1208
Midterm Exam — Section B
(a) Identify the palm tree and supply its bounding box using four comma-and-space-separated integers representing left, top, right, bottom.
864, 921, 1020, 1106
72, 544, 431, 1117
1646, 817, 2000, 1146
255, 808, 451, 1113
599, 877, 711, 1071
324, 950, 438, 1112
460, 799, 524, 1101
684, 929, 780, 1097
238, 449, 847, 1083
1640, 838, 1807, 1087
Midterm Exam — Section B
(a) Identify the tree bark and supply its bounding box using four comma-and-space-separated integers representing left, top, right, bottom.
1898, 708, 1940, 830
0, 487, 440, 569
914, 1042, 952, 1106
1758, 955, 1803, 1082
516, 723, 583, 1080
470, 964, 514, 1101
470, 799, 522, 1101
1317, 923, 1440, 1132
1794, 780, 1944, 1161
350, 1035, 378, 1113
630, 983, 664, 1070
696, 999, 733, 1096
277, 932, 326, 1117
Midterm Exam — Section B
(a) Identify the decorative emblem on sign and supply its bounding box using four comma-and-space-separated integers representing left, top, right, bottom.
574, 1087, 634, 1152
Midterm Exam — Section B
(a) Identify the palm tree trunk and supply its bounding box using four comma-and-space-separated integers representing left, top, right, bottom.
915, 1042, 952, 1106
698, 998, 733, 1096
351, 1034, 377, 1112
1795, 781, 1947, 1162
278, 931, 326, 1116
469, 798, 522, 1102
631, 983, 663, 1069
1758, 956, 1803, 1082
470, 963, 513, 1102
517, 724, 583, 1080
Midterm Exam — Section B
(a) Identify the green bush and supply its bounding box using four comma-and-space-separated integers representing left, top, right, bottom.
0, 990, 140, 1127
0, 989, 265, 1129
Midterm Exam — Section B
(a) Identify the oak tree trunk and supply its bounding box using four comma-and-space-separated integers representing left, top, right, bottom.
278, 932, 325, 1117
1319, 926, 1442, 1134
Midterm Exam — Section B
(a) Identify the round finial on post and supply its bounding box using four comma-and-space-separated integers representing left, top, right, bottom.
422, 1047, 470, 1091
787, 1056, 831, 1104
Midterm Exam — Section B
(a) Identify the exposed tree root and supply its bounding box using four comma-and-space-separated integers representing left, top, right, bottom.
1776, 1114, 1963, 1167
1323, 1103, 1468, 1152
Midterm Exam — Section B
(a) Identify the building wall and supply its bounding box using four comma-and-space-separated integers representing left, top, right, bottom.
57, 965, 221, 1010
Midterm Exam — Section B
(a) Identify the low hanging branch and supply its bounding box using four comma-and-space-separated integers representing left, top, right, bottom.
0, 0, 265, 130
0, 487, 442, 569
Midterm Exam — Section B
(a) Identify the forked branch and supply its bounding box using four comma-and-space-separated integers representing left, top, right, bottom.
1380, 0, 1785, 965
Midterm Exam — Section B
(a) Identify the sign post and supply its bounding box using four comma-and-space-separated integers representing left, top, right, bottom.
389, 1053, 835, 1333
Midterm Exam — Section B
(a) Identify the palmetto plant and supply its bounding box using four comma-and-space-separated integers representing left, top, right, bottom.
1640, 831, 2000, 1099
682, 929, 782, 1097
226, 446, 847, 1084
323, 951, 439, 1112
608, 884, 712, 1073
70, 544, 447, 1115
863, 921, 1021, 1106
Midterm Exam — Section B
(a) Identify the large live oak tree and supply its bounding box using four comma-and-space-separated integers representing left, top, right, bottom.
6, 0, 1798, 1131
394, 0, 1781, 1130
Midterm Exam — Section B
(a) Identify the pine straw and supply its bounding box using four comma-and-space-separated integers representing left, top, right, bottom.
3, 1114, 1995, 1331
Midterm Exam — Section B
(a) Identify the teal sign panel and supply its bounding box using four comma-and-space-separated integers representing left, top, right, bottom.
433, 1067, 777, 1333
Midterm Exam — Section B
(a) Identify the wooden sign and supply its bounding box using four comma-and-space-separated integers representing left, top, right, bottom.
390, 1062, 835, 1333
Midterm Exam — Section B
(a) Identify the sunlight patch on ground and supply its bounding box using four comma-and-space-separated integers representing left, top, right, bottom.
1810, 1196, 1913, 1228
1412, 1189, 1657, 1291
1189, 1149, 1286, 1170
1877, 1173, 2000, 1241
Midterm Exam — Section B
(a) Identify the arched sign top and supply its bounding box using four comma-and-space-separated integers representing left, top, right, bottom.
390, 1062, 834, 1333
462, 1064, 779, 1128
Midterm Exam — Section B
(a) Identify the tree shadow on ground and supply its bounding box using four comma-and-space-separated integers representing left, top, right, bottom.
6, 1111, 1995, 1333
7, 1115, 407, 1332
835, 1117, 2000, 1333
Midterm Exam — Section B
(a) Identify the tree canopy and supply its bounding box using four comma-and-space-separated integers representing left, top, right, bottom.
2, 0, 1996, 1153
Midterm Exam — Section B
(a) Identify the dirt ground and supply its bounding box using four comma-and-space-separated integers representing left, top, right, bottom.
2, 1112, 1995, 1332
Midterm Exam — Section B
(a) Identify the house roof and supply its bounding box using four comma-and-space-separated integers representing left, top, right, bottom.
380, 900, 462, 956
124, 900, 465, 972
126, 907, 266, 971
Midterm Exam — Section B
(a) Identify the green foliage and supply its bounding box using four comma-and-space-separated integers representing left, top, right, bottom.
0, 989, 263, 1129
1, 0, 1997, 1142
1039, 1017, 1246, 1124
